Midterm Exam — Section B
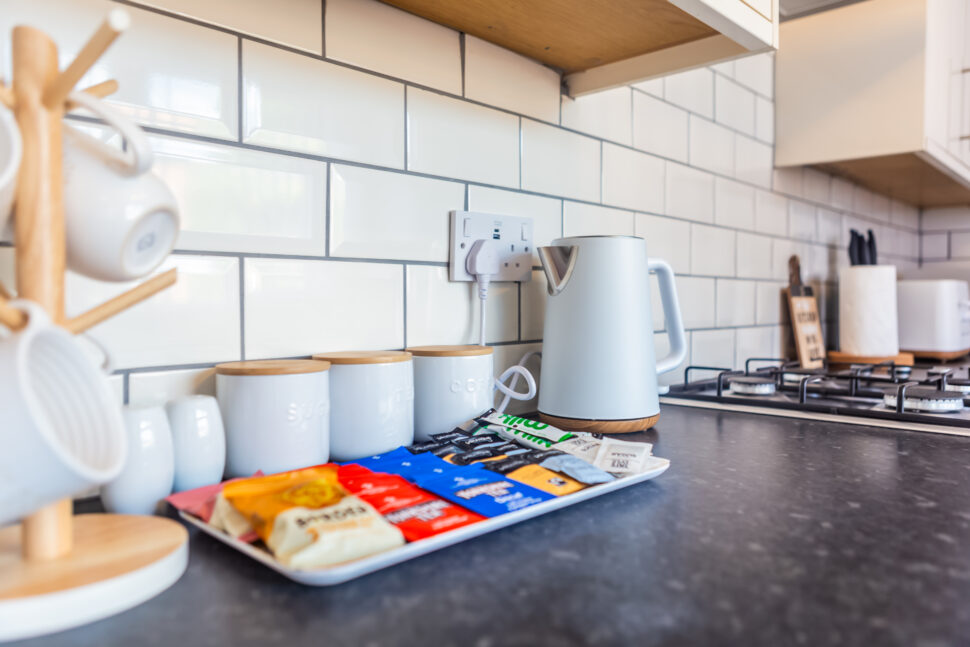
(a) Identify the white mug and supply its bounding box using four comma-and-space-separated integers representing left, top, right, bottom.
216, 360, 331, 477
63, 91, 179, 282
409, 346, 536, 441
0, 300, 126, 526
311, 351, 414, 461
0, 103, 21, 236
101, 405, 175, 515
165, 395, 226, 492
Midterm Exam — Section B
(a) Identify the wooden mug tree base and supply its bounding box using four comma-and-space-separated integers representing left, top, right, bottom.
0, 514, 188, 642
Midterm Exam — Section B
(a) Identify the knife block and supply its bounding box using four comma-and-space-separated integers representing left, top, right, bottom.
0, 13, 188, 641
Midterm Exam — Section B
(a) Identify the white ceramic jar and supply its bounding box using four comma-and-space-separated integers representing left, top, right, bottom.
311, 351, 414, 461
408, 345, 495, 441
216, 360, 331, 477
165, 395, 226, 492
101, 406, 174, 516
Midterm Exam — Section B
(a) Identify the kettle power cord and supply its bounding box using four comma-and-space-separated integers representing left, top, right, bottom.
465, 239, 501, 347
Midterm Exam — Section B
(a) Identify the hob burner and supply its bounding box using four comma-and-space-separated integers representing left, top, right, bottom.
729, 376, 776, 395
943, 378, 970, 394
883, 387, 965, 413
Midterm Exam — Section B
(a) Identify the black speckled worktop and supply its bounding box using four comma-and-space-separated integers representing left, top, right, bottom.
14, 405, 970, 647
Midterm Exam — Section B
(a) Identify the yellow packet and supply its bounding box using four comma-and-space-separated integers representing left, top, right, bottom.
222, 465, 404, 569
507, 464, 586, 496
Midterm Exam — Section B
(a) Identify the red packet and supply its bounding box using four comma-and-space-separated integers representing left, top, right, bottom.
165, 472, 264, 542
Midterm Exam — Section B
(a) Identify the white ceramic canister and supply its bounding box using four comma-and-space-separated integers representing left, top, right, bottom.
311, 351, 414, 461
408, 345, 495, 442
216, 360, 331, 477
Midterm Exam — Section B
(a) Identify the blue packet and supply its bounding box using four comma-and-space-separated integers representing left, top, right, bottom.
418, 468, 554, 517
352, 448, 465, 483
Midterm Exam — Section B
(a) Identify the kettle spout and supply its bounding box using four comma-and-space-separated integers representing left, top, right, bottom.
538, 245, 578, 296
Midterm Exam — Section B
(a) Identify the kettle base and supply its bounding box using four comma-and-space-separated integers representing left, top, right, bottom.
538, 412, 660, 434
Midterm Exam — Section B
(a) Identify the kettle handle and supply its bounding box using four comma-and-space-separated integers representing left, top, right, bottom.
648, 258, 687, 375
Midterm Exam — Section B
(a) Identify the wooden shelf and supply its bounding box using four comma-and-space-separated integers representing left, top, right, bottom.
379, 0, 777, 96
817, 153, 970, 208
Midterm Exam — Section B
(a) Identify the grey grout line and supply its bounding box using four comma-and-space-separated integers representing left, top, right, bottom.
459, 33, 466, 97
239, 258, 246, 360
402, 265, 408, 348
403, 87, 409, 170
122, 373, 130, 405
464, 184, 469, 210
320, 0, 327, 58
324, 163, 331, 256
517, 282, 522, 342
236, 37, 243, 143
517, 116, 523, 189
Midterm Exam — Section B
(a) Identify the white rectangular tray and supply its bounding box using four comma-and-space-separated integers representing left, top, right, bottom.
180, 459, 670, 586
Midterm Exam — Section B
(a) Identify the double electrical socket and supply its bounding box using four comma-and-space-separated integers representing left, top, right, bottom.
449, 211, 534, 283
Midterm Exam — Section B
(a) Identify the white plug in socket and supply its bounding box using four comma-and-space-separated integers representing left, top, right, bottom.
449, 210, 533, 283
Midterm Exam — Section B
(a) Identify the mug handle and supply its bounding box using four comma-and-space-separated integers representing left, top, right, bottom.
80, 333, 116, 375
66, 90, 153, 176
648, 258, 687, 375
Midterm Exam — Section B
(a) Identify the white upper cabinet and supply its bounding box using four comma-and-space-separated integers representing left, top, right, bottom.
378, 0, 779, 96
776, 0, 970, 207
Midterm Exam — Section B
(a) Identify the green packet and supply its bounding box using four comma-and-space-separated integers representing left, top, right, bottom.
474, 411, 578, 450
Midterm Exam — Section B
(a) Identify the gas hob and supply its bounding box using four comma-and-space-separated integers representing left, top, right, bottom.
660, 358, 970, 437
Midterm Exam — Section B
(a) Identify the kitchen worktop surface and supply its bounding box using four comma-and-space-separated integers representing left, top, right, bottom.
15, 405, 970, 647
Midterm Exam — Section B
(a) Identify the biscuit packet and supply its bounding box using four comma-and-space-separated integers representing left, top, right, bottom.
221, 465, 404, 570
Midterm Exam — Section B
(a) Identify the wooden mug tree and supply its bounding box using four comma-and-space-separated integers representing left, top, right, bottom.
0, 11, 189, 641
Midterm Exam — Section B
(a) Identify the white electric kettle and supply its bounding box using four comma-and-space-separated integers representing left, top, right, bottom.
537, 235, 686, 433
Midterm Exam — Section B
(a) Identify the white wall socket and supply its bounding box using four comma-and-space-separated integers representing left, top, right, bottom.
449, 210, 534, 283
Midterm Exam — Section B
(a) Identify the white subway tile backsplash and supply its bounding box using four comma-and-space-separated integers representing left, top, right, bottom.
326, 0, 461, 93
65, 256, 240, 369
128, 368, 217, 407
890, 200, 919, 230
602, 144, 664, 213
676, 276, 716, 329
788, 201, 817, 241
714, 76, 755, 136
801, 169, 830, 204
771, 237, 794, 280
735, 136, 772, 188
329, 164, 463, 261
830, 178, 854, 211
563, 202, 635, 237
561, 87, 633, 145
736, 326, 776, 367
689, 116, 735, 176
754, 190, 788, 237
521, 120, 601, 202
851, 186, 874, 218
692, 328, 736, 370
736, 232, 773, 279
632, 92, 688, 162
716, 279, 756, 326
130, 0, 322, 53
756, 282, 788, 325
950, 232, 970, 258
243, 41, 404, 167
714, 178, 755, 230
464, 35, 560, 123
817, 209, 843, 247
149, 135, 328, 255
662, 68, 714, 118
245, 259, 403, 358
407, 88, 520, 187
871, 194, 891, 223
691, 224, 735, 276
733, 53, 773, 98
665, 162, 715, 223
922, 233, 949, 260
405, 265, 517, 347
772, 167, 803, 198
635, 214, 691, 274
631, 78, 664, 97
922, 207, 970, 231
0, 0, 239, 139
467, 186, 563, 261
755, 96, 774, 144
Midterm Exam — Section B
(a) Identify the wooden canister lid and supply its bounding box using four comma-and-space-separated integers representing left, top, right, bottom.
215, 360, 330, 376
311, 350, 412, 365
406, 345, 493, 357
